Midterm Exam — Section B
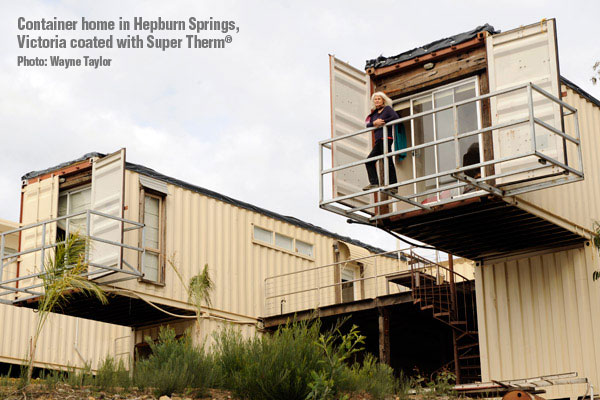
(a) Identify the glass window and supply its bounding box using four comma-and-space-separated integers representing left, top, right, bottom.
253, 226, 273, 245
57, 186, 91, 234
296, 240, 314, 257
142, 192, 164, 283
275, 233, 293, 251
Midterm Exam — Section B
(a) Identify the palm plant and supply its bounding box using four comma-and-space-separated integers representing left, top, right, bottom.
25, 233, 108, 383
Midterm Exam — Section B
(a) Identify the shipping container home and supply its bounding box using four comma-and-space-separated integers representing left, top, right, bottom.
321, 17, 600, 395
0, 219, 131, 372
1, 150, 452, 371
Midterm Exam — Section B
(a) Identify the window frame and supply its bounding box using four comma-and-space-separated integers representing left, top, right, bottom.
138, 187, 166, 285
252, 224, 315, 261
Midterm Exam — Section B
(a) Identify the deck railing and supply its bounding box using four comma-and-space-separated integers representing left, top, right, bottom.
0, 210, 144, 305
319, 82, 583, 224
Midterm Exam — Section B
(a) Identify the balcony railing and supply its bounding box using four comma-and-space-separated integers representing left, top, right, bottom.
0, 210, 144, 305
319, 82, 583, 223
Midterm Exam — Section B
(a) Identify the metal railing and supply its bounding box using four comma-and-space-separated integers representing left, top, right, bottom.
319, 82, 583, 223
263, 248, 471, 317
0, 209, 145, 305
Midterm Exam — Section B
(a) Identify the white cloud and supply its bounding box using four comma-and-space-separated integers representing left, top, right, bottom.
1, 0, 598, 253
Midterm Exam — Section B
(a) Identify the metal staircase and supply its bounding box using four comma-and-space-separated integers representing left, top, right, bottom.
388, 251, 480, 383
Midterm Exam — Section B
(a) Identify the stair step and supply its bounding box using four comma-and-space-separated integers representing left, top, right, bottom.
434, 312, 450, 317
458, 354, 480, 360
421, 305, 434, 310
458, 342, 478, 351
450, 320, 467, 325
457, 331, 479, 340
459, 365, 481, 370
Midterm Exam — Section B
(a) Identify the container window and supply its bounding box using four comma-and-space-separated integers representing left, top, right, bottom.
254, 226, 273, 245
275, 233, 294, 251
296, 240, 314, 257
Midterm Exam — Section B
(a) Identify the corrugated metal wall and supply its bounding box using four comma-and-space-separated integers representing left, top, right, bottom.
118, 169, 371, 322
0, 304, 131, 370
475, 245, 599, 399
0, 224, 132, 371
517, 85, 600, 233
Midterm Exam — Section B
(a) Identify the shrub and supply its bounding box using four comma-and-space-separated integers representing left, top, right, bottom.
213, 320, 324, 400
95, 356, 131, 390
133, 327, 216, 397
344, 353, 398, 400
65, 362, 93, 388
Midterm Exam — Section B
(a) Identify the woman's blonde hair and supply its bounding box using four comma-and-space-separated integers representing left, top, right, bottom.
370, 91, 393, 111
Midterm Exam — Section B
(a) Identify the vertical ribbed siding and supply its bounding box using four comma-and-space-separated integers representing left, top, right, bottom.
0, 304, 130, 370
518, 86, 600, 232
476, 245, 600, 399
118, 170, 351, 322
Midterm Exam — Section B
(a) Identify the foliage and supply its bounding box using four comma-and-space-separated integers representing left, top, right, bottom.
593, 61, 600, 85
409, 370, 457, 399
133, 327, 216, 396
213, 320, 324, 400
168, 257, 214, 324
343, 353, 399, 400
309, 322, 365, 400
64, 363, 94, 388
95, 356, 131, 390
25, 233, 108, 383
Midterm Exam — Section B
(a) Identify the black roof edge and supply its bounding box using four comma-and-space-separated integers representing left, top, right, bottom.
365, 24, 498, 70
561, 76, 600, 108
22, 153, 394, 257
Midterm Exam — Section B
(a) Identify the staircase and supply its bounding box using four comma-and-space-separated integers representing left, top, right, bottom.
388, 251, 480, 383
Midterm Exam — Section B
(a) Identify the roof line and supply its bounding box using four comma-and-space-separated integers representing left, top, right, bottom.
21, 153, 392, 255
125, 161, 391, 255
561, 76, 600, 108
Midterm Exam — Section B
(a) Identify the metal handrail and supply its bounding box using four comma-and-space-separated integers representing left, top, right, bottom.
0, 209, 146, 305
263, 247, 474, 317
319, 82, 583, 222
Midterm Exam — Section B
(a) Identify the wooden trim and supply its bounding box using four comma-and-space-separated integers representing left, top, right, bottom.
366, 36, 486, 77
27, 159, 93, 185
373, 47, 488, 99
138, 188, 166, 284
478, 71, 495, 182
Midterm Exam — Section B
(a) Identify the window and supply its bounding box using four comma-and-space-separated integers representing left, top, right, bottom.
275, 233, 293, 251
296, 240, 313, 257
57, 185, 91, 236
252, 225, 314, 259
253, 226, 273, 245
140, 190, 165, 283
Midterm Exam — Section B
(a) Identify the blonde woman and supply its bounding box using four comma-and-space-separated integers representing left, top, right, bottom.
363, 92, 398, 191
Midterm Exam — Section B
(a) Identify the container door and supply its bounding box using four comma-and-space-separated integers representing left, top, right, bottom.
330, 55, 371, 208
89, 149, 125, 278
17, 176, 59, 296
487, 19, 562, 183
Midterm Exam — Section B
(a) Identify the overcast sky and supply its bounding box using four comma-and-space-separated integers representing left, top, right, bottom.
1, 0, 598, 255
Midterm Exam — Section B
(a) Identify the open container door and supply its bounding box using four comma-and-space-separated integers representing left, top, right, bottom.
487, 19, 563, 185
89, 149, 125, 280
16, 176, 59, 299
329, 55, 372, 209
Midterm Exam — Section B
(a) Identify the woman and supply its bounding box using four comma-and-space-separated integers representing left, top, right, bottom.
363, 92, 398, 192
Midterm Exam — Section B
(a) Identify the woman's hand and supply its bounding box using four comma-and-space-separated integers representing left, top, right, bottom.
373, 118, 385, 127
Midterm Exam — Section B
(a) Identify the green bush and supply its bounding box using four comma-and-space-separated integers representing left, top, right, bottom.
213, 321, 325, 400
95, 356, 131, 390
65, 362, 93, 388
133, 327, 216, 397
344, 353, 398, 400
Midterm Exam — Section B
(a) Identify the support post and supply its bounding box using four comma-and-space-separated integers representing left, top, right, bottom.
378, 307, 390, 365
449, 254, 461, 383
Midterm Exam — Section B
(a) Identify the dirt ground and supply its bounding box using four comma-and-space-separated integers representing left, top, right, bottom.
0, 381, 385, 400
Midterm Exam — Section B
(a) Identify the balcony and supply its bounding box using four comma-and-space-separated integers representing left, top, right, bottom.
0, 210, 195, 326
319, 82, 585, 260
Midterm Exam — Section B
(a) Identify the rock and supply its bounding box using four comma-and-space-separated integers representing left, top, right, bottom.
88, 397, 96, 400
159, 396, 171, 400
